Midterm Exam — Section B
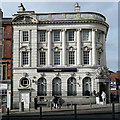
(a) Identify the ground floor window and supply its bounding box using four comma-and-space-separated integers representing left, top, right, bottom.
52, 77, 61, 96
67, 77, 77, 96
83, 77, 91, 96
37, 78, 47, 96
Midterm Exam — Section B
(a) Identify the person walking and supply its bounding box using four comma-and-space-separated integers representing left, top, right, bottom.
101, 91, 106, 104
34, 96, 38, 109
53, 95, 58, 108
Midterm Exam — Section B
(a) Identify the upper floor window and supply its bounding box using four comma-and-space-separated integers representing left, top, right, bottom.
54, 52, 60, 65
23, 31, 28, 42
82, 30, 89, 41
22, 52, 28, 66
54, 31, 60, 42
98, 52, 101, 65
0, 65, 6, 80
83, 51, 89, 65
0, 45, 2, 59
69, 51, 75, 65
40, 31, 46, 42
97, 32, 102, 42
68, 31, 74, 41
0, 28, 3, 41
40, 52, 46, 65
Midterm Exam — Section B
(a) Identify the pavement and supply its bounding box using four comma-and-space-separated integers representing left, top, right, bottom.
1, 103, 120, 116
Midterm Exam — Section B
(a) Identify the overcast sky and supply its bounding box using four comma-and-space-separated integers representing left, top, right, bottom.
1, 2, 118, 72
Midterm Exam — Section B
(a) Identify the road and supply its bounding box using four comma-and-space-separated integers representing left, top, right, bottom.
1, 113, 120, 120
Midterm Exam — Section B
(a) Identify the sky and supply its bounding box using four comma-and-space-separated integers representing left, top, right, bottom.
0, 1, 118, 72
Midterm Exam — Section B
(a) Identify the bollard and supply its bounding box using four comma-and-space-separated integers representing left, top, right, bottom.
112, 102, 115, 120
7, 108, 9, 120
74, 104, 77, 120
40, 106, 42, 120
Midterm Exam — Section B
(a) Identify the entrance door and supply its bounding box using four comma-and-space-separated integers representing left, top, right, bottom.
21, 92, 29, 108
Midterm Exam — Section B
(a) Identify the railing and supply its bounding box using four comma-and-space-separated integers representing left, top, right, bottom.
37, 12, 106, 22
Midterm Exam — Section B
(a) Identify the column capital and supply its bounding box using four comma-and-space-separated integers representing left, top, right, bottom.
62, 28, 67, 32
92, 28, 97, 31
77, 28, 82, 31
47, 29, 52, 32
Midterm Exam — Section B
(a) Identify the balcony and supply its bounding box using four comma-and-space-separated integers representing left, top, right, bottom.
37, 12, 106, 22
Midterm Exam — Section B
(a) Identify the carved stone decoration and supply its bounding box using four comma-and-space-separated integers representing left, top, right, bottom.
95, 66, 110, 79
82, 46, 92, 51
12, 15, 38, 24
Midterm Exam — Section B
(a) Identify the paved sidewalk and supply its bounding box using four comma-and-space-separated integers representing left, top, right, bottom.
2, 103, 120, 116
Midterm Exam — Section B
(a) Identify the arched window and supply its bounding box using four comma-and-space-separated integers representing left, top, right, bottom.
83, 77, 91, 96
52, 77, 61, 96
37, 78, 47, 96
67, 77, 77, 96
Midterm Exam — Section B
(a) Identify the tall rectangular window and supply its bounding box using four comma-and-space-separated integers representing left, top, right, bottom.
23, 31, 28, 41
0, 45, 2, 59
54, 52, 60, 65
0, 28, 3, 41
40, 52, 46, 65
3, 66, 6, 80
40, 31, 46, 42
68, 31, 74, 41
83, 51, 89, 64
82, 30, 89, 41
69, 51, 75, 64
54, 31, 60, 42
22, 52, 28, 65
98, 52, 101, 65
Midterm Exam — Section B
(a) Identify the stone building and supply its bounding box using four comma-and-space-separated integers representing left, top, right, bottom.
12, 3, 110, 108
0, 9, 12, 109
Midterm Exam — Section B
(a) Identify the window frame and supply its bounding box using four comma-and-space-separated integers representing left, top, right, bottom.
54, 51, 60, 65
39, 51, 46, 65
54, 31, 60, 42
22, 51, 29, 66
0, 27, 3, 41
0, 45, 3, 59
69, 51, 75, 65
83, 51, 89, 65
40, 31, 46, 42
23, 31, 29, 42
68, 31, 74, 41
82, 30, 89, 41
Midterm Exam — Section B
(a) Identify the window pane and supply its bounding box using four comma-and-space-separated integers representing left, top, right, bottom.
54, 52, 60, 65
22, 52, 28, 65
82, 30, 89, 41
54, 31, 60, 42
0, 45, 2, 59
40, 52, 46, 65
68, 31, 74, 41
83, 51, 89, 64
23, 31, 28, 41
69, 51, 75, 64
3, 66, 6, 80
40, 32, 46, 42
0, 28, 3, 41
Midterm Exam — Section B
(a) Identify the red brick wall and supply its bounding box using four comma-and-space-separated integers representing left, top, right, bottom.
4, 25, 12, 39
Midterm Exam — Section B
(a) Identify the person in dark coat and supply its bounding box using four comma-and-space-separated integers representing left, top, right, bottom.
34, 96, 38, 109
53, 95, 58, 108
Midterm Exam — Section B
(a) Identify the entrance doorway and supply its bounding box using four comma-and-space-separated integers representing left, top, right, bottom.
21, 92, 29, 108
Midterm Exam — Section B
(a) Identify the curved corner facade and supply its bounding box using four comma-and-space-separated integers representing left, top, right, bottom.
12, 4, 110, 108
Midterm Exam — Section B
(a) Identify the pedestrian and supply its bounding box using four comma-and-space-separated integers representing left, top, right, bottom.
53, 95, 58, 108
101, 91, 106, 104
34, 96, 38, 109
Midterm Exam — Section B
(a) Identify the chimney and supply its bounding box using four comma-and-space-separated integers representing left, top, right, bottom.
0, 8, 3, 20
75, 2, 80, 12
18, 3, 25, 12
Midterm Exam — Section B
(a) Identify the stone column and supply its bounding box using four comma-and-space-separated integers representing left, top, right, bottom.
48, 29, 52, 66
103, 32, 106, 66
62, 29, 66, 66
77, 28, 82, 65
92, 29, 97, 66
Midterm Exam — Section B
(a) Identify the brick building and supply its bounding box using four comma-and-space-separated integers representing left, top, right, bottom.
0, 9, 12, 109
110, 71, 120, 96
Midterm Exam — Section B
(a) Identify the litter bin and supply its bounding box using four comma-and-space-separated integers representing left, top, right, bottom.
1, 104, 6, 113
19, 102, 24, 112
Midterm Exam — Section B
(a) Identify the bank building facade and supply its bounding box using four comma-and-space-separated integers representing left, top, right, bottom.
12, 3, 110, 108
